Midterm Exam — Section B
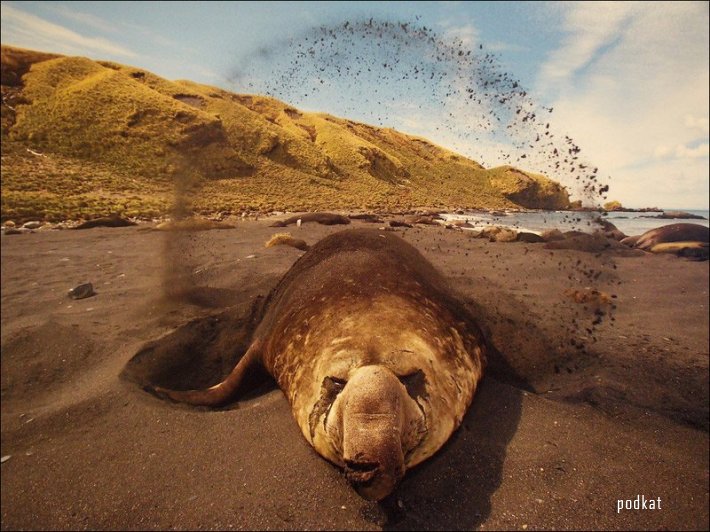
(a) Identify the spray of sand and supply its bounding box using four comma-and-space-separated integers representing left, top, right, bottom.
231, 18, 610, 209
228, 18, 621, 357
160, 150, 203, 304
151, 17, 622, 373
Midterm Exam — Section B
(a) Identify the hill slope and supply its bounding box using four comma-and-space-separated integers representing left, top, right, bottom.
1, 45, 570, 221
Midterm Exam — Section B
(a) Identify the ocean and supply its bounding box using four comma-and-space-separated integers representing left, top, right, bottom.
440, 209, 710, 237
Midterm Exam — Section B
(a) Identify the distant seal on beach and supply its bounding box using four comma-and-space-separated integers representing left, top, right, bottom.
594, 218, 626, 241
72, 214, 136, 230
154, 218, 235, 231
388, 220, 413, 228
649, 241, 709, 261
633, 223, 709, 251
348, 213, 384, 223
270, 212, 351, 227
620, 235, 641, 247
150, 228, 487, 501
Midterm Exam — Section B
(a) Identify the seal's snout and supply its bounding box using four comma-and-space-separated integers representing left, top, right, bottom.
344, 459, 380, 485
338, 365, 415, 501
344, 455, 399, 501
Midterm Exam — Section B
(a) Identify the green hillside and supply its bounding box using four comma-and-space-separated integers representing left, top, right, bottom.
1, 45, 570, 221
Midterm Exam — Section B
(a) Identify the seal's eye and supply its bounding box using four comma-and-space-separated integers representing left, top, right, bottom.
398, 369, 428, 401
308, 376, 347, 438
324, 376, 347, 393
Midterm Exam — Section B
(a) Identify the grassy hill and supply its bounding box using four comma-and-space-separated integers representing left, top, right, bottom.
1, 45, 570, 222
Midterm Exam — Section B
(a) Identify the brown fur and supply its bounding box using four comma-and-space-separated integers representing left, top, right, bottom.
634, 223, 709, 251
151, 228, 487, 501
265, 233, 310, 251
650, 241, 709, 261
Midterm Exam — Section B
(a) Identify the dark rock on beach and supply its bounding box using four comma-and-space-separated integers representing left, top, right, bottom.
68, 282, 95, 300
516, 232, 545, 243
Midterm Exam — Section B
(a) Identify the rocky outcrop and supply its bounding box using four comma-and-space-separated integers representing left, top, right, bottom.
490, 167, 570, 210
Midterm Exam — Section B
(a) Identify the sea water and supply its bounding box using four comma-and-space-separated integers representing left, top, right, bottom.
441, 209, 710, 237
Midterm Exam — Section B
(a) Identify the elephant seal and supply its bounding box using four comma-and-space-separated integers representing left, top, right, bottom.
388, 220, 413, 228
154, 218, 235, 231
270, 212, 351, 227
594, 218, 626, 241
72, 213, 136, 230
348, 213, 384, 223
650, 241, 709, 261
620, 235, 641, 248
634, 223, 709, 251
152, 228, 487, 500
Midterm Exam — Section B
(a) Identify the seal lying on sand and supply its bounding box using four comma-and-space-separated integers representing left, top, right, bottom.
633, 223, 709, 251
72, 213, 136, 230
619, 223, 709, 260
270, 212, 350, 227
154, 218, 235, 231
152, 228, 486, 500
649, 241, 709, 261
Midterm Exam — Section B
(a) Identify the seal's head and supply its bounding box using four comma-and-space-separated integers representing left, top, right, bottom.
295, 294, 483, 502
314, 365, 427, 501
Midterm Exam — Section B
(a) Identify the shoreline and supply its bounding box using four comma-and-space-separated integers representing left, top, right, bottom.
2, 206, 707, 235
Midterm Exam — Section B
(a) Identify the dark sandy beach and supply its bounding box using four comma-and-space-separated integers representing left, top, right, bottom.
1, 219, 708, 530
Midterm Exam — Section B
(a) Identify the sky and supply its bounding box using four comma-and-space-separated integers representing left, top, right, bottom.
1, 1, 708, 209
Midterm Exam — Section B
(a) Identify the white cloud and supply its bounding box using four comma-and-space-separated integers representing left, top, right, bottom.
537, 2, 642, 96
0, 2, 136, 58
600, 157, 709, 210
536, 1, 709, 208
45, 3, 119, 34
47, 3, 182, 50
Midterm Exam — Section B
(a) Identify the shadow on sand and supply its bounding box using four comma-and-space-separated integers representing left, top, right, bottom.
362, 352, 524, 530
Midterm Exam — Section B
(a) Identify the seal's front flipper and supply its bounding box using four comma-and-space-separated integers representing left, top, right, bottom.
152, 340, 262, 407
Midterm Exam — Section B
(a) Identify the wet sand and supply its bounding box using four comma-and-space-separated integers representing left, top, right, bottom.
1, 220, 708, 530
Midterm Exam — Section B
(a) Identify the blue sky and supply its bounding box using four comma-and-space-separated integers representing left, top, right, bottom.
2, 1, 708, 208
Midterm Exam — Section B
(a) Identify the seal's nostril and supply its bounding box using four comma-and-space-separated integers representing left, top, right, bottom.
345, 459, 379, 472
